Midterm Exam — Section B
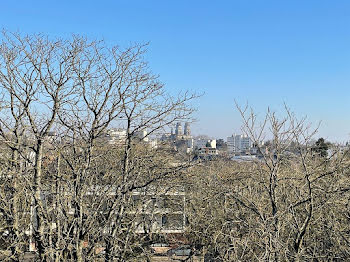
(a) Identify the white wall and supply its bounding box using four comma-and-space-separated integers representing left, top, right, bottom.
194, 139, 216, 149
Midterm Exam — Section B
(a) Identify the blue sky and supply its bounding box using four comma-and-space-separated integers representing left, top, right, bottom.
1, 0, 350, 141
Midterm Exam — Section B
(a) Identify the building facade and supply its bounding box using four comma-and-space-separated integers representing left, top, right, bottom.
194, 139, 216, 149
227, 134, 252, 154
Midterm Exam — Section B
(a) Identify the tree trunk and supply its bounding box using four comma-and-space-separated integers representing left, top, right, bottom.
33, 140, 46, 260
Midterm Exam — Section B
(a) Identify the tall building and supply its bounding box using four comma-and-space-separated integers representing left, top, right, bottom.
161, 123, 192, 153
184, 122, 191, 136
175, 122, 183, 135
227, 134, 251, 154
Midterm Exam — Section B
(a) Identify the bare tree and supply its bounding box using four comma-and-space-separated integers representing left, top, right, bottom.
0, 31, 80, 260
184, 105, 350, 261
0, 31, 197, 261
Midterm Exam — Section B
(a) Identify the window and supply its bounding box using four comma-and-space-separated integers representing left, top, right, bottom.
162, 215, 168, 227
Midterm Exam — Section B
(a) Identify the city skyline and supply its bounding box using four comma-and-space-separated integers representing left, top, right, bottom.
0, 3, 349, 260
1, 0, 349, 141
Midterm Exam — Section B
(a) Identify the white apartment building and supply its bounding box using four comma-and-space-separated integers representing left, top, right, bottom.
103, 128, 127, 145
132, 186, 186, 234
227, 134, 251, 154
193, 139, 216, 149
134, 129, 149, 142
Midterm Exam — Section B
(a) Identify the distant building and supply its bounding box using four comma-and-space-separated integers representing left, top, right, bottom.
134, 129, 149, 142
194, 139, 216, 149
102, 128, 127, 145
175, 122, 183, 136
227, 134, 252, 154
133, 186, 186, 234
184, 122, 191, 136
162, 122, 192, 142
187, 138, 194, 149
198, 147, 218, 156
160, 133, 173, 141
159, 123, 193, 153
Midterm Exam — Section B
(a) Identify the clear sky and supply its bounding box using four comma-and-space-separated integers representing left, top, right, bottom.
1, 0, 350, 142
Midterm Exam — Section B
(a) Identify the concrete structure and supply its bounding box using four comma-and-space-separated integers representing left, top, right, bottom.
134, 129, 149, 142
132, 187, 186, 234
102, 128, 127, 145
160, 133, 172, 141
173, 122, 192, 140
160, 123, 193, 153
227, 134, 252, 154
184, 122, 191, 136
194, 139, 216, 149
175, 122, 183, 136
198, 147, 218, 156
187, 138, 194, 149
